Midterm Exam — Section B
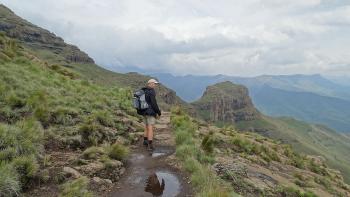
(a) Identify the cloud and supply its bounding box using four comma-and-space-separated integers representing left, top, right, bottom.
1, 0, 350, 76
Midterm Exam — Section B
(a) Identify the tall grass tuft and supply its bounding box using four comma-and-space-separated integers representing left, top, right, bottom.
171, 107, 238, 197
59, 176, 93, 197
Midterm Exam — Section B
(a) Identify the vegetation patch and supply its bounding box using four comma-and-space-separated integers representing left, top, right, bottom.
171, 107, 238, 197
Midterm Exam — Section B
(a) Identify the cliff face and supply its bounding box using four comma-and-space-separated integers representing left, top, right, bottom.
192, 81, 260, 123
0, 4, 94, 64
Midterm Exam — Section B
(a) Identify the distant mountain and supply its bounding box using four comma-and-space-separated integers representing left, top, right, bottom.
325, 75, 350, 87
252, 86, 350, 132
153, 73, 350, 102
152, 73, 350, 132
192, 81, 350, 183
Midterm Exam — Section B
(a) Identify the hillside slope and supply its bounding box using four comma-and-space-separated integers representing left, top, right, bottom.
0, 4, 186, 110
1, 31, 145, 196
171, 108, 350, 197
193, 81, 350, 183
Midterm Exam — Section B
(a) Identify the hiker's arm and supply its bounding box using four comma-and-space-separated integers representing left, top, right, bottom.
150, 91, 161, 116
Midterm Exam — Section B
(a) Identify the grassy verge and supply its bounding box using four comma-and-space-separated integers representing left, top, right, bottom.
0, 33, 138, 196
170, 107, 239, 197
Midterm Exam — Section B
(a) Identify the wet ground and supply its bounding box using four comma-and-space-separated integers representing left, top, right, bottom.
108, 112, 192, 197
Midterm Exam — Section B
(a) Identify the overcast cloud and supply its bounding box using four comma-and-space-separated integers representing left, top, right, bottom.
1, 0, 350, 76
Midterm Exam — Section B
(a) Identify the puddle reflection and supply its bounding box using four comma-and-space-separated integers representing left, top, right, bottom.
145, 173, 165, 196
144, 171, 180, 197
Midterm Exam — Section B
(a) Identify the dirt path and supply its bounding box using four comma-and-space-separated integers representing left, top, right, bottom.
107, 112, 193, 197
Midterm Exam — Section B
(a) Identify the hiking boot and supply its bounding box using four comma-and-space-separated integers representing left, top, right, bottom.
148, 143, 154, 151
143, 140, 149, 146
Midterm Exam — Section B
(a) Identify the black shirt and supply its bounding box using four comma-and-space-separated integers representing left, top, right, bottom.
141, 87, 161, 117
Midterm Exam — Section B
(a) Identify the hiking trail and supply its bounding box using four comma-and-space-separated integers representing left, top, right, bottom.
108, 112, 193, 197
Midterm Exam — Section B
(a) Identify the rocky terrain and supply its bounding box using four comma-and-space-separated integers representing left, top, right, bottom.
192, 81, 260, 124
171, 108, 350, 197
0, 4, 94, 64
192, 80, 350, 185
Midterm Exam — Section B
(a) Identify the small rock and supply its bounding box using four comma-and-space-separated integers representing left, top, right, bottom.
63, 167, 81, 178
105, 160, 123, 168
92, 177, 112, 185
79, 162, 104, 175
119, 167, 126, 175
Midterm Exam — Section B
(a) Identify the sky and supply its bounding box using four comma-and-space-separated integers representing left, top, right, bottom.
1, 0, 350, 76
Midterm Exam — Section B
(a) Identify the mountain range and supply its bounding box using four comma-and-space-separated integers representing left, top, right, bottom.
1, 3, 350, 196
151, 73, 350, 133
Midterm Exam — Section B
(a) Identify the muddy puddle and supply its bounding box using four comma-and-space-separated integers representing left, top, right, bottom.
145, 171, 181, 197
151, 146, 174, 158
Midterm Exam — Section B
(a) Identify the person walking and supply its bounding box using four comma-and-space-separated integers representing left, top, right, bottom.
140, 79, 161, 151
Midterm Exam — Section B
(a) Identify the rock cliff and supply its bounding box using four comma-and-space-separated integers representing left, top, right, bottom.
0, 4, 94, 64
192, 81, 260, 123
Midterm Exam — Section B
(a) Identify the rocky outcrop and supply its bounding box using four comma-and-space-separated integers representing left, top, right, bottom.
0, 4, 94, 64
192, 81, 260, 123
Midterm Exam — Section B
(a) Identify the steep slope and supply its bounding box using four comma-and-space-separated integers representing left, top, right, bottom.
0, 32, 144, 196
192, 81, 350, 183
252, 86, 350, 132
171, 108, 350, 197
0, 4, 186, 110
0, 4, 93, 64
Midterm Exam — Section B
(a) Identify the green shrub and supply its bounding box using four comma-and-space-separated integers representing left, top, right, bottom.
59, 176, 93, 197
14, 56, 31, 65
201, 133, 215, 153
12, 155, 39, 185
51, 107, 79, 126
197, 154, 215, 164
82, 146, 105, 160
79, 120, 102, 147
93, 110, 114, 127
309, 160, 328, 176
0, 163, 20, 197
0, 147, 17, 161
176, 144, 196, 161
231, 136, 256, 154
184, 157, 202, 173
6, 92, 26, 108
276, 186, 317, 197
0, 119, 43, 159
175, 129, 193, 146
268, 151, 281, 162
107, 143, 129, 161
314, 176, 332, 190
171, 110, 236, 197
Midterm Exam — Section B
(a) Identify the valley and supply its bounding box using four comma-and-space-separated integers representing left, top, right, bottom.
1, 3, 350, 197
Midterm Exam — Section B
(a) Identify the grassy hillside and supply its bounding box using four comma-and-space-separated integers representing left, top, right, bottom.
193, 81, 350, 184
0, 33, 142, 196
171, 108, 350, 196
69, 63, 188, 110
0, 4, 186, 111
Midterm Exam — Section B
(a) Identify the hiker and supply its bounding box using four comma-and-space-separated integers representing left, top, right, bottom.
139, 79, 161, 151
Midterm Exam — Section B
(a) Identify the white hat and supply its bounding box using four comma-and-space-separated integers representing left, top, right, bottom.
147, 79, 159, 84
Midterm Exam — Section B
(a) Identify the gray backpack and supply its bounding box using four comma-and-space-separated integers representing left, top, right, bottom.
133, 89, 149, 111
